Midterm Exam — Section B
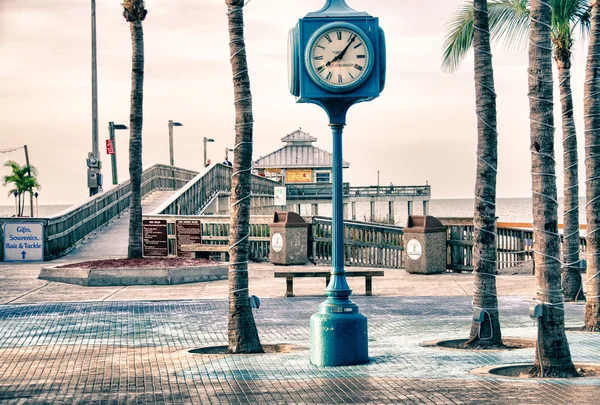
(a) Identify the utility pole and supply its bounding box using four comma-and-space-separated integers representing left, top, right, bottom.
89, 0, 101, 197
23, 145, 33, 217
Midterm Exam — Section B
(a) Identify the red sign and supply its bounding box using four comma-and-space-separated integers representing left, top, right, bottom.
106, 139, 115, 155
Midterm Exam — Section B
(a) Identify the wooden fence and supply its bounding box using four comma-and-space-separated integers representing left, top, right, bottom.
446, 221, 587, 272
140, 214, 406, 268
1, 164, 198, 261
309, 216, 404, 268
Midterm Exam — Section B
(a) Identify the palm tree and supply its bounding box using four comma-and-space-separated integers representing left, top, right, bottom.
3, 160, 26, 216
527, 0, 578, 377
443, 0, 591, 302
583, 0, 600, 331
455, 1, 504, 348
224, 0, 263, 354
122, 0, 147, 259
2, 160, 39, 217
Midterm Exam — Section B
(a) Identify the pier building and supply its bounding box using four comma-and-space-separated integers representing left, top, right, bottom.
254, 129, 430, 222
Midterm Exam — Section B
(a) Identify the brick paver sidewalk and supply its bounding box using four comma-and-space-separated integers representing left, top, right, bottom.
0, 296, 598, 404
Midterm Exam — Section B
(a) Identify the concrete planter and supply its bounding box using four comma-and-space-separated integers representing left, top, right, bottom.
39, 264, 228, 286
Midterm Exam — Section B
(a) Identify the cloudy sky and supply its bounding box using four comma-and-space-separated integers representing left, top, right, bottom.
0, 0, 592, 205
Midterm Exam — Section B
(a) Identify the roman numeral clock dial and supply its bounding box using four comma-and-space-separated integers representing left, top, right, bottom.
305, 24, 374, 93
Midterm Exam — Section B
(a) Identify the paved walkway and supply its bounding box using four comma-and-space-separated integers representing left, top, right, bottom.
0, 193, 598, 404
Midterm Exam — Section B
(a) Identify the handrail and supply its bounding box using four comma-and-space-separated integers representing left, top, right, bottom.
152, 163, 280, 216
285, 183, 431, 200
1, 164, 198, 261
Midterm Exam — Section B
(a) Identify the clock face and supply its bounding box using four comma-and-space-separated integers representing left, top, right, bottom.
306, 24, 373, 93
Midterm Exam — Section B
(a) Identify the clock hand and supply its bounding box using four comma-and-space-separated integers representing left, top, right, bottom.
326, 35, 356, 66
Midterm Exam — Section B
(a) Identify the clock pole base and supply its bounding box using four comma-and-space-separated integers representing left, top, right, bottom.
309, 299, 369, 367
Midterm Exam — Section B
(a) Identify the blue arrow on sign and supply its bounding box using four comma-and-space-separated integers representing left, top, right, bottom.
21, 251, 26, 259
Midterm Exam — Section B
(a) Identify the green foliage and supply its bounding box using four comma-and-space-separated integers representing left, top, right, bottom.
2, 160, 40, 216
442, 0, 591, 72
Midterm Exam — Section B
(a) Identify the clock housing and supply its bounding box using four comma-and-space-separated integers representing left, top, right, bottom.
304, 22, 374, 93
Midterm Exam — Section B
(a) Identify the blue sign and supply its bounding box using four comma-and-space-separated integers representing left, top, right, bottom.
288, 0, 386, 124
3, 222, 45, 262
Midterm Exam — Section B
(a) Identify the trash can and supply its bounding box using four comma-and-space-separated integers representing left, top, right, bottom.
270, 211, 308, 265
404, 215, 447, 274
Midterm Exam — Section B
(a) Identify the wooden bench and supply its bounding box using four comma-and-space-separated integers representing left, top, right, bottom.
179, 244, 229, 261
273, 270, 384, 297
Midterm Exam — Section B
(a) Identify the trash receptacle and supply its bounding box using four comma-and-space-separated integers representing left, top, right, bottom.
270, 211, 308, 265
404, 215, 447, 274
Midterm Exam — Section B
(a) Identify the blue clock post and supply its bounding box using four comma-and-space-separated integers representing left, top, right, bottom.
288, 0, 386, 366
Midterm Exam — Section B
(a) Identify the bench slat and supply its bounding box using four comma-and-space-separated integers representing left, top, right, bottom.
274, 271, 384, 277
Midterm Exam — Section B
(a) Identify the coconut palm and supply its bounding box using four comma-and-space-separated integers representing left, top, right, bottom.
527, 0, 578, 377
443, 0, 591, 302
453, 0, 504, 348
122, 0, 147, 259
2, 160, 39, 217
224, 0, 263, 354
583, 0, 600, 331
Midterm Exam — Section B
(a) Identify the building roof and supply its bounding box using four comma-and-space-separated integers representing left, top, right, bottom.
281, 129, 317, 144
254, 142, 350, 169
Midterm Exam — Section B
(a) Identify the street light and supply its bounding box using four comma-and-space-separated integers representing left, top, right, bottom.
34, 192, 39, 217
108, 122, 128, 185
168, 120, 183, 166
224, 147, 234, 166
203, 137, 215, 167
13, 191, 18, 217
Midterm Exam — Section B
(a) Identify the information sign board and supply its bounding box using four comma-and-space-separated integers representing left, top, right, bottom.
286, 169, 313, 183
142, 219, 168, 257
176, 220, 202, 257
3, 222, 44, 261
106, 139, 115, 155
274, 187, 287, 206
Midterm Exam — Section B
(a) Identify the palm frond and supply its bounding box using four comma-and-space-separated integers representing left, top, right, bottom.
441, 2, 475, 73
442, 0, 530, 73
488, 0, 531, 54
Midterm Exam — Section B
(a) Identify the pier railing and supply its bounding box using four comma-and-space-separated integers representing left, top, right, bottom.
285, 183, 431, 201
0, 164, 197, 261
152, 163, 279, 216
309, 216, 405, 268
444, 219, 587, 272
139, 213, 405, 267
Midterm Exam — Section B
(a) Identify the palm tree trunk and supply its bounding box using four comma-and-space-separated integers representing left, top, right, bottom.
584, 0, 600, 332
527, 0, 577, 377
127, 19, 144, 259
466, 0, 503, 348
556, 57, 583, 302
225, 0, 262, 354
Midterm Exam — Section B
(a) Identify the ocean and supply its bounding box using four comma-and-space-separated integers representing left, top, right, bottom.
0, 198, 589, 226
0, 205, 73, 218
302, 197, 589, 226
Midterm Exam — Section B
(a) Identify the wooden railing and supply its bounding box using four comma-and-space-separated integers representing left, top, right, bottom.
141, 214, 272, 260
0, 164, 198, 261
445, 220, 587, 272
285, 183, 431, 201
152, 163, 280, 216
309, 216, 405, 268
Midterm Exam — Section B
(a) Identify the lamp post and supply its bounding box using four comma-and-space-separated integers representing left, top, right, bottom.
203, 137, 215, 167
13, 191, 18, 217
225, 147, 234, 161
34, 192, 39, 218
168, 120, 183, 166
108, 122, 128, 185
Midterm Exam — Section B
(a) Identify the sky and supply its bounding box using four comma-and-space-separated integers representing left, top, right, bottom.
0, 0, 592, 205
